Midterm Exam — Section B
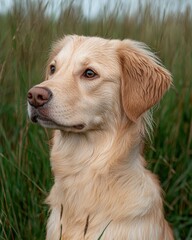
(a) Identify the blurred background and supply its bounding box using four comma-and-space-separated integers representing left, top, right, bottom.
0, 0, 191, 239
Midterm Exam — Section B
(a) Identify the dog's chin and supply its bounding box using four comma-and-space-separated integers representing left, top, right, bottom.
41, 120, 85, 132
38, 118, 85, 132
29, 114, 85, 132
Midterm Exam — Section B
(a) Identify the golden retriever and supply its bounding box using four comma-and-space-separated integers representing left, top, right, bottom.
27, 35, 174, 240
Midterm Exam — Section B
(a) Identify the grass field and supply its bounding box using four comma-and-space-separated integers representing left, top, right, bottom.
0, 0, 191, 239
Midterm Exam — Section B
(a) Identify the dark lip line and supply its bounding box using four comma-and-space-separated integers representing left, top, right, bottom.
29, 105, 85, 130
30, 108, 67, 127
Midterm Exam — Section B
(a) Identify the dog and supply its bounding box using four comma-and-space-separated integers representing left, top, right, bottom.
27, 35, 174, 240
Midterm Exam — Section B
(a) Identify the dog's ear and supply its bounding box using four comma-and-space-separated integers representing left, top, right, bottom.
118, 40, 172, 122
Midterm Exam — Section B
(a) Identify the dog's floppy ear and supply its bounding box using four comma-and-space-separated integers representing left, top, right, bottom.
118, 40, 172, 122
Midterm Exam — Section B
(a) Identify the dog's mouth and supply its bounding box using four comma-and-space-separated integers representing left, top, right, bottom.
29, 108, 85, 131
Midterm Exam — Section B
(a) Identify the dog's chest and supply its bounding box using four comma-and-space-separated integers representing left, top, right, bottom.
46, 173, 112, 240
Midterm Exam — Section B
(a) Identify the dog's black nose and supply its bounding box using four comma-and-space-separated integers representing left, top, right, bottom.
27, 87, 52, 108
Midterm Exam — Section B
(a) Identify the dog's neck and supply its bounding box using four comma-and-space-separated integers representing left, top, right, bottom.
50, 118, 144, 181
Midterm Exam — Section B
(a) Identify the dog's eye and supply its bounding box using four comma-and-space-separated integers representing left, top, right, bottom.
83, 69, 97, 79
50, 64, 56, 75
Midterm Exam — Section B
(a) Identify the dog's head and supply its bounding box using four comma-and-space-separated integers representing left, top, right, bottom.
27, 35, 172, 132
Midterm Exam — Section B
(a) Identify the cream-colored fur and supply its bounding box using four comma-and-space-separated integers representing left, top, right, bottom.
28, 35, 174, 240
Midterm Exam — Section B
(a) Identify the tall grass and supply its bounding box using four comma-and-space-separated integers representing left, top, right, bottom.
0, 0, 191, 239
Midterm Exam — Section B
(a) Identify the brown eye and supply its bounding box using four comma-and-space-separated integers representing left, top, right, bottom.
50, 64, 56, 75
83, 69, 97, 79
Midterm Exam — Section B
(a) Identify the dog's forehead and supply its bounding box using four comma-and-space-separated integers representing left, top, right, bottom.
56, 36, 118, 64
56, 37, 75, 63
